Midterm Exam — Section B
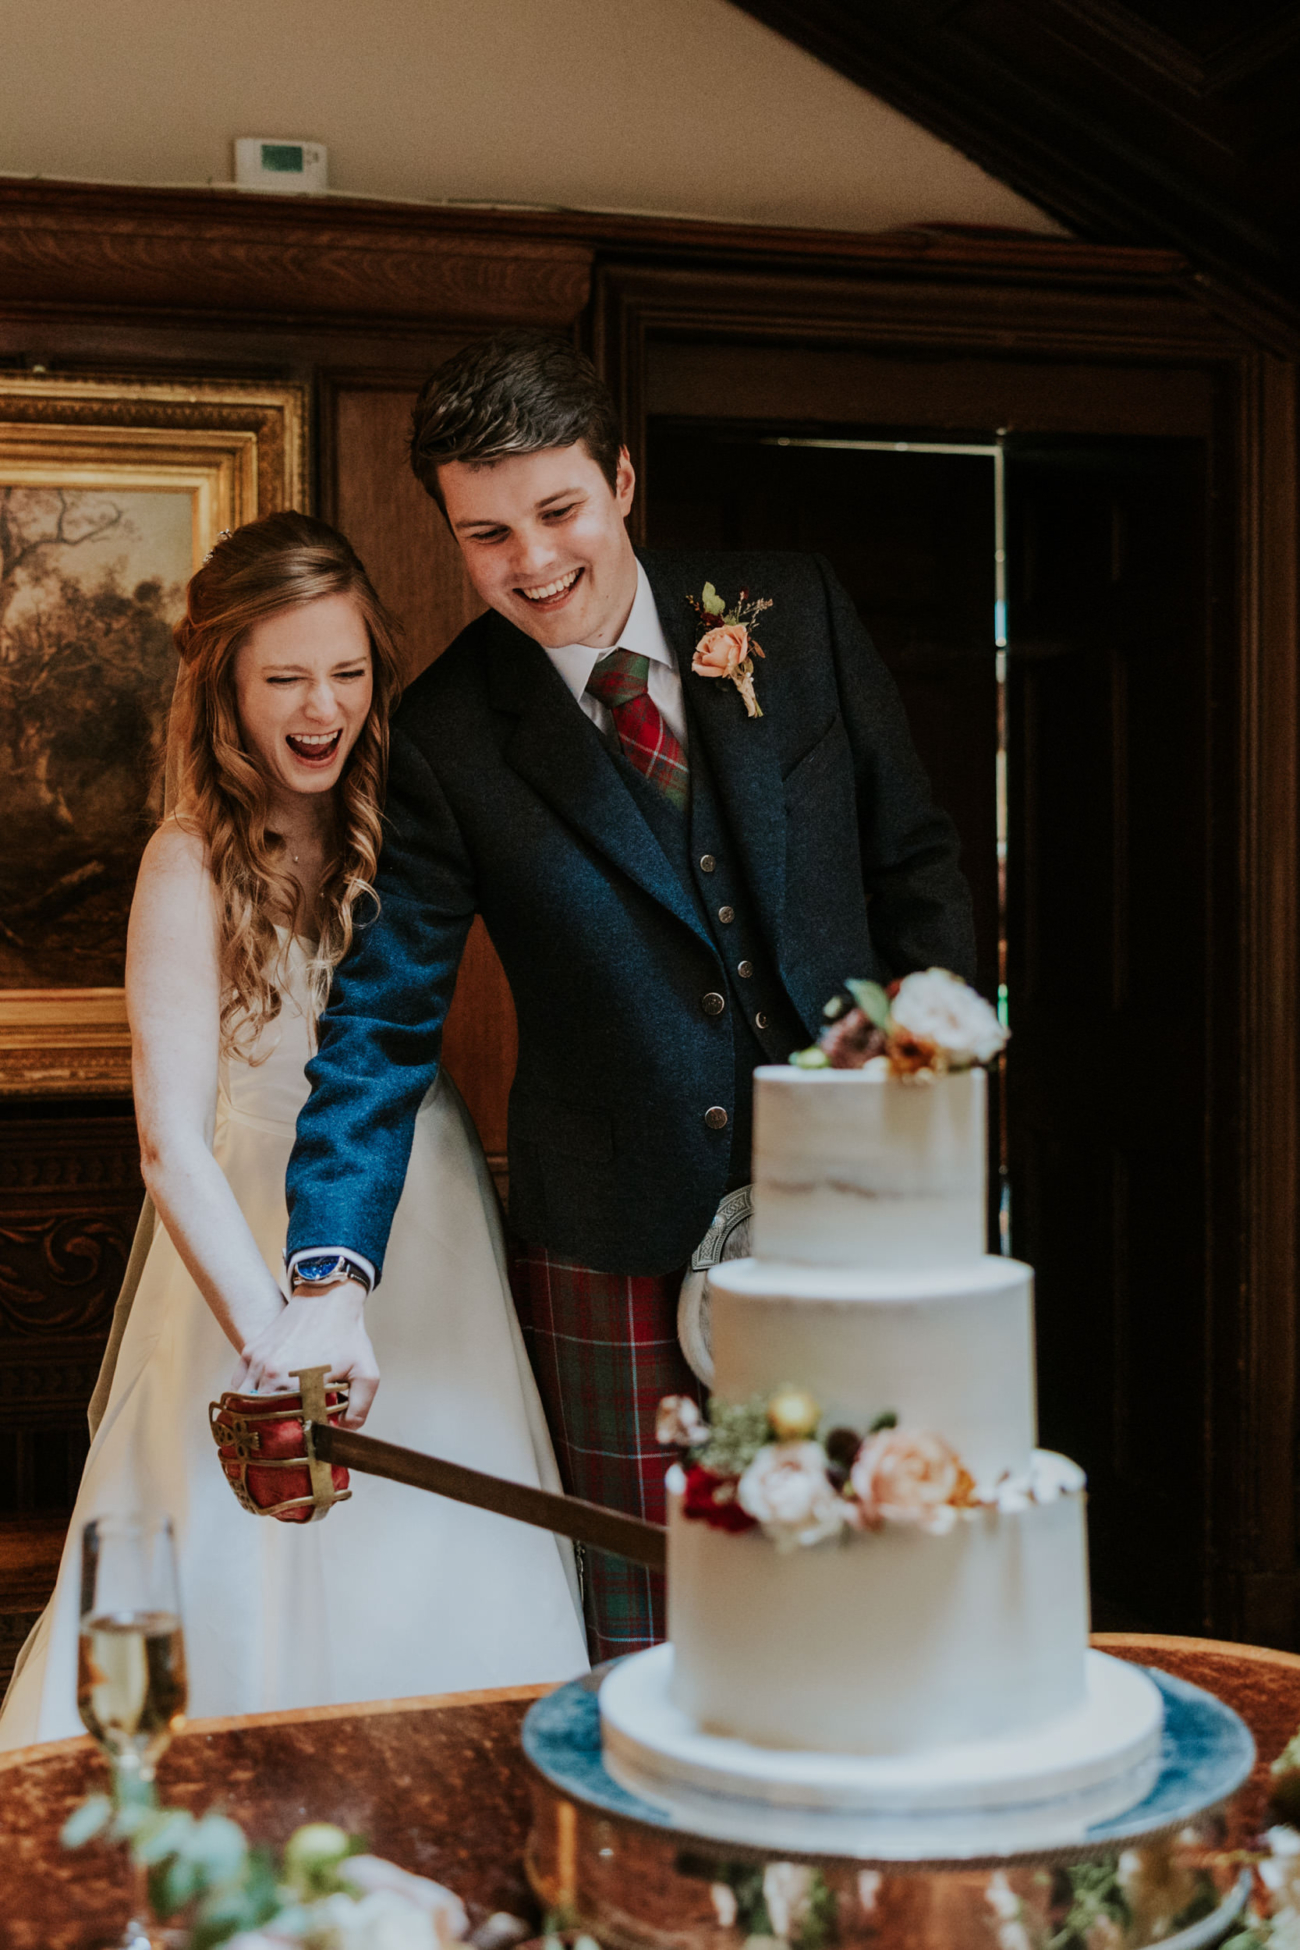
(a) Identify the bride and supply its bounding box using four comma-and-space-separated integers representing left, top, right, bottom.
0, 512, 587, 1746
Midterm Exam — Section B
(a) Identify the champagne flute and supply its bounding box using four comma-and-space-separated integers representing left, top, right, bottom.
77, 1514, 188, 1950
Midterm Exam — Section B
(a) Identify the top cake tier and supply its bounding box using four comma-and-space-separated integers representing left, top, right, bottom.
752, 1065, 988, 1269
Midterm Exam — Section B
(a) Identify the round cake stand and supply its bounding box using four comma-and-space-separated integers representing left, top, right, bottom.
521, 1665, 1256, 1950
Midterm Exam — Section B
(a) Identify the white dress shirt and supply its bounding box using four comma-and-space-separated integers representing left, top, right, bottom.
289, 561, 685, 1294
544, 559, 688, 751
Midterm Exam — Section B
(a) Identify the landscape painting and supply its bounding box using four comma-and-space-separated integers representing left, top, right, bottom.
0, 372, 307, 1094
0, 484, 191, 989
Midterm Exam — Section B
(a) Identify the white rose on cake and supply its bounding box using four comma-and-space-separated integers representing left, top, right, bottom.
889, 968, 1007, 1069
737, 1441, 848, 1550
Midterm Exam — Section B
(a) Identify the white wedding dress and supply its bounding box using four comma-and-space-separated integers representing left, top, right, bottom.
0, 937, 587, 1749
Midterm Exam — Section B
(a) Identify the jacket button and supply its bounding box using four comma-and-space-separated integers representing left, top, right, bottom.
738, 960, 754, 979
705, 1106, 729, 1130
699, 854, 716, 873
755, 1011, 770, 1030
702, 992, 726, 1016
717, 905, 735, 924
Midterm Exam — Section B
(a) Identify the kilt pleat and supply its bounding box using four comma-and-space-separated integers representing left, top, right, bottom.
509, 1242, 699, 1662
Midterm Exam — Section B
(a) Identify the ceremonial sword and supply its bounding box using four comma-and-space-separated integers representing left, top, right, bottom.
307, 1417, 668, 1573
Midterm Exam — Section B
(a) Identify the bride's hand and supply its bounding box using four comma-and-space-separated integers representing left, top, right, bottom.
231, 1284, 379, 1429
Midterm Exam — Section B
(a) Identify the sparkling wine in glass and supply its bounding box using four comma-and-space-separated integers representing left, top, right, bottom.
77, 1515, 188, 1949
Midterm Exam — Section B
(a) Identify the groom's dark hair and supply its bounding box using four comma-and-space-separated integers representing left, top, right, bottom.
409, 329, 624, 514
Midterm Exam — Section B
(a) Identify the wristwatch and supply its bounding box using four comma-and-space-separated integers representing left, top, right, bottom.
290, 1253, 373, 1297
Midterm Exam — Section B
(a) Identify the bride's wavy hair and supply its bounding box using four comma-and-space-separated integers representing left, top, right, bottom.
169, 511, 403, 1059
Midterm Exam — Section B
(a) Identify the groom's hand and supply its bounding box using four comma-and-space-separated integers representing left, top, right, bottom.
232, 1283, 379, 1429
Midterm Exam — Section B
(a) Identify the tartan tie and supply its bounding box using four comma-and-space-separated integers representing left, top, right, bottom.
585, 649, 689, 813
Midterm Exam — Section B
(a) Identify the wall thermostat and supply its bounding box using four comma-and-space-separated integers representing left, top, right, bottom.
234, 138, 328, 194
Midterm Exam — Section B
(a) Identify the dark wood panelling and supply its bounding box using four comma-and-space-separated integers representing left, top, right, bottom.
593, 251, 1299, 1643
0, 181, 592, 327
730, 1, 1300, 328
0, 1110, 141, 1520
326, 377, 486, 684
647, 347, 1217, 439
0, 186, 1296, 1651
325, 378, 516, 1170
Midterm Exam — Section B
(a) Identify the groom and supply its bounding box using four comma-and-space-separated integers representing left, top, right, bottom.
283, 329, 975, 1659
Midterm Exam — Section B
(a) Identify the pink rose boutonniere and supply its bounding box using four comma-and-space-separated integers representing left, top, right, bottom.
687, 582, 772, 719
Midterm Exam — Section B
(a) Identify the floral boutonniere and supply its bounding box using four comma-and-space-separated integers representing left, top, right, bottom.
686, 582, 772, 719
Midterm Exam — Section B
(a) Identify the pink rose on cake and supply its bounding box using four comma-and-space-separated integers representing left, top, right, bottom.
850, 1428, 975, 1536
737, 1441, 849, 1550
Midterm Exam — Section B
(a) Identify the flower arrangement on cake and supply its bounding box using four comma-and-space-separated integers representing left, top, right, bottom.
790, 968, 1007, 1078
658, 1385, 1080, 1552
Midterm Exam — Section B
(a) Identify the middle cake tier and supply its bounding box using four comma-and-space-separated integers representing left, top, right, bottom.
708, 1255, 1037, 1487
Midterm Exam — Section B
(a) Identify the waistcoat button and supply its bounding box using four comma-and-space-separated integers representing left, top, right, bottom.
704, 1106, 729, 1130
737, 960, 754, 979
755, 1010, 770, 1030
702, 992, 726, 1016
699, 854, 716, 873
717, 905, 735, 924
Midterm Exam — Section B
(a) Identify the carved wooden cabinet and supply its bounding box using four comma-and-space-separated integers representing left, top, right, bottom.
0, 1110, 141, 1514
0, 1107, 142, 1678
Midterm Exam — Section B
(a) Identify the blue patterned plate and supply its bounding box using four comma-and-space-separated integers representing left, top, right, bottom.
522, 1665, 1255, 1867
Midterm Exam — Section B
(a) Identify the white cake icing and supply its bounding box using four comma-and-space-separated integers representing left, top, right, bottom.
668, 1455, 1087, 1753
709, 1257, 1035, 1487
752, 1065, 986, 1268
599, 1059, 1164, 1841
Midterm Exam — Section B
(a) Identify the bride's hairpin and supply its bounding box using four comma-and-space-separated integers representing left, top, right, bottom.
203, 528, 234, 566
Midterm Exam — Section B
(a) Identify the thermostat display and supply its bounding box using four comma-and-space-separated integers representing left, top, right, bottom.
234, 138, 328, 194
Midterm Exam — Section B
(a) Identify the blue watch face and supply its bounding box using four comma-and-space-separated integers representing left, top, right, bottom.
296, 1255, 346, 1282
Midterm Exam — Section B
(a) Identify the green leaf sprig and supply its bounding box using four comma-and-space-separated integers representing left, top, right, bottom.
62, 1794, 364, 1948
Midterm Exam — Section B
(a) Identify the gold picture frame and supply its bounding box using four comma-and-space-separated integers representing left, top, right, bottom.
0, 373, 308, 1096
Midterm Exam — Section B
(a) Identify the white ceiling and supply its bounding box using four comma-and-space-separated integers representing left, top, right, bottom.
0, 0, 1062, 235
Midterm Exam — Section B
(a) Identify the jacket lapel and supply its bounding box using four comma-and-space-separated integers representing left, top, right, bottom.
486, 612, 711, 949
642, 553, 788, 968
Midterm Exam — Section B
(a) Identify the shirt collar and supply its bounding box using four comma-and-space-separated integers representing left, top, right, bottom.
543, 560, 674, 706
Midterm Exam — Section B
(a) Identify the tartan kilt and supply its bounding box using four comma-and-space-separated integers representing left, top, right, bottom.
508, 1242, 700, 1664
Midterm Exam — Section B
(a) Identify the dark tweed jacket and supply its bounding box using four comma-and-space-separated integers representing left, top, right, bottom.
286, 549, 976, 1278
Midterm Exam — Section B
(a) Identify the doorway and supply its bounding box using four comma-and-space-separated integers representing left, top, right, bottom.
646, 420, 1210, 1630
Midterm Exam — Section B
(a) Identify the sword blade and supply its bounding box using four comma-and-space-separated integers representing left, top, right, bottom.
310, 1422, 667, 1573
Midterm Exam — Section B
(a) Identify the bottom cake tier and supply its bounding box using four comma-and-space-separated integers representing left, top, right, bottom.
667, 1452, 1090, 1756
598, 1645, 1166, 1857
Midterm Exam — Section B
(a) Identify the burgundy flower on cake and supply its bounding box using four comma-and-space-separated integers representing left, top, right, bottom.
850, 1428, 975, 1536
681, 1463, 758, 1533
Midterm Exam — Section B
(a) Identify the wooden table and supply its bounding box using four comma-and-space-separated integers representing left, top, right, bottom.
4, 1635, 1300, 1950
0, 1682, 551, 1950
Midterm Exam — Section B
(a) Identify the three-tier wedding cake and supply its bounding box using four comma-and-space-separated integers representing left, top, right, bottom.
599, 974, 1165, 1853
